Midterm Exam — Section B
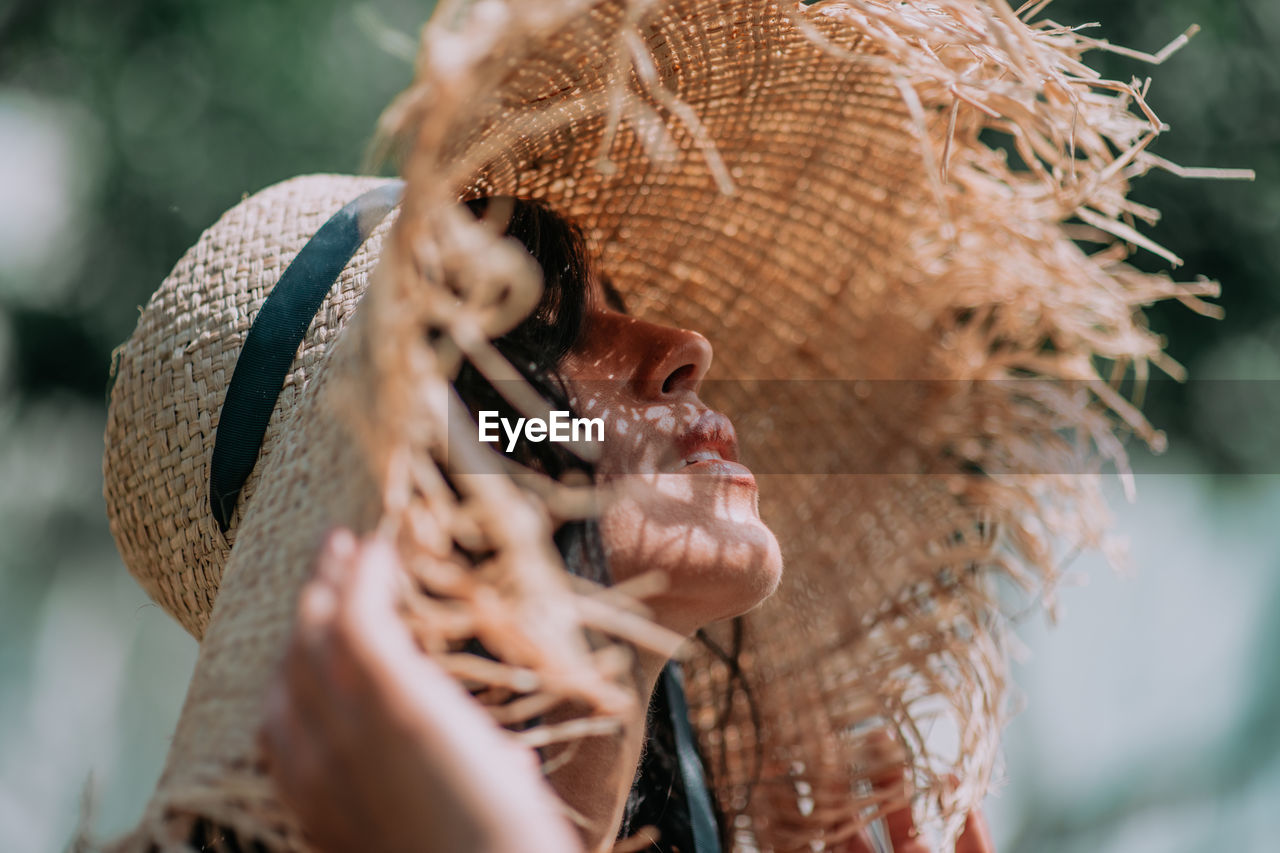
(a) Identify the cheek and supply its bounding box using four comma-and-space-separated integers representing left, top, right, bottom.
585, 406, 662, 481
563, 390, 634, 477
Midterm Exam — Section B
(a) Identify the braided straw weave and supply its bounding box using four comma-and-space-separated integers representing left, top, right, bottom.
100, 1, 1239, 850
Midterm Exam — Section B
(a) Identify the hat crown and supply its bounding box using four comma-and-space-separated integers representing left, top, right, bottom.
103, 174, 398, 638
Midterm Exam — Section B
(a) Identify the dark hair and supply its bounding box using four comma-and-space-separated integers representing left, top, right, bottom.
453, 197, 607, 585
454, 198, 717, 851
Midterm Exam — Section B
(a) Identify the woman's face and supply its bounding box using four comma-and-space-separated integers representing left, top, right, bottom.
559, 297, 783, 637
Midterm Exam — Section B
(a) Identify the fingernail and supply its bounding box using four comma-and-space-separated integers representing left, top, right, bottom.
329, 528, 357, 558
316, 528, 357, 584
300, 579, 338, 623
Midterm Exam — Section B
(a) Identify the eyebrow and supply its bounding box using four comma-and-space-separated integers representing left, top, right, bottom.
600, 274, 629, 313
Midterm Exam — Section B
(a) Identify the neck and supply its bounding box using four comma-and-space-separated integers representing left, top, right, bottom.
543, 646, 672, 852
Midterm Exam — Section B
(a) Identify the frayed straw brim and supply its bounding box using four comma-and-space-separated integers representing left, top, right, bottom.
101, 1, 1241, 850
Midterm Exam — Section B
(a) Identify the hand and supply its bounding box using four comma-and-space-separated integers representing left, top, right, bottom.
835, 809, 992, 853
835, 738, 995, 853
259, 530, 584, 853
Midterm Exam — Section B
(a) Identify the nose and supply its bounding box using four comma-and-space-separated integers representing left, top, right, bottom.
629, 317, 713, 399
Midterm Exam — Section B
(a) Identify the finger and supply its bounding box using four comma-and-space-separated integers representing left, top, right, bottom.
315, 527, 358, 585
290, 529, 349, 664
335, 536, 444, 701
277, 540, 356, 741
883, 805, 929, 853
339, 535, 403, 644
293, 532, 378, 696
266, 638, 380, 844
262, 536, 351, 785
955, 810, 994, 853
297, 572, 339, 643
257, 680, 290, 771
327, 536, 417, 696
858, 734, 926, 853
276, 577, 341, 726
259, 681, 321, 800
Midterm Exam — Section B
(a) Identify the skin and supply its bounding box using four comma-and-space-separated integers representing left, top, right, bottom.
260, 531, 582, 853
260, 297, 995, 852
561, 305, 784, 637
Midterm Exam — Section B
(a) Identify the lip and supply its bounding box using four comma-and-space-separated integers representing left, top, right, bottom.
672, 410, 755, 486
680, 457, 758, 489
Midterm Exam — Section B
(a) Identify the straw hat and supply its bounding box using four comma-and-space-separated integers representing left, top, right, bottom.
101, 1, 1224, 850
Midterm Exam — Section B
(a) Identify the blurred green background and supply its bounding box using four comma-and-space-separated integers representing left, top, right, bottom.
0, 1, 1276, 851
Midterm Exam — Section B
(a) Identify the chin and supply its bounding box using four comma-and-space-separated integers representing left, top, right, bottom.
599, 475, 784, 636
699, 507, 782, 600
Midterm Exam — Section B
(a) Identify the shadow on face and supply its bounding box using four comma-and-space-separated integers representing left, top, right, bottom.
561, 300, 783, 637
456, 197, 782, 634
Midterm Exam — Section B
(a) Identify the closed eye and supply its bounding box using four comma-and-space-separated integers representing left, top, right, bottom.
601, 274, 629, 313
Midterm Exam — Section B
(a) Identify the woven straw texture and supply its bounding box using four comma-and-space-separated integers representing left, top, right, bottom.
100, 1, 1225, 851
104, 175, 399, 639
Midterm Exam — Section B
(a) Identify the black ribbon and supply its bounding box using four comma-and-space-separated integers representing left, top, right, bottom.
208, 180, 404, 532
664, 662, 722, 853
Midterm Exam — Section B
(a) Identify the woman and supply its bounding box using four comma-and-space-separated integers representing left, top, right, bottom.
100, 1, 1195, 849
257, 197, 990, 852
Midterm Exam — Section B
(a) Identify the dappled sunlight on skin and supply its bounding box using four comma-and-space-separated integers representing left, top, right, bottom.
560, 297, 783, 638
